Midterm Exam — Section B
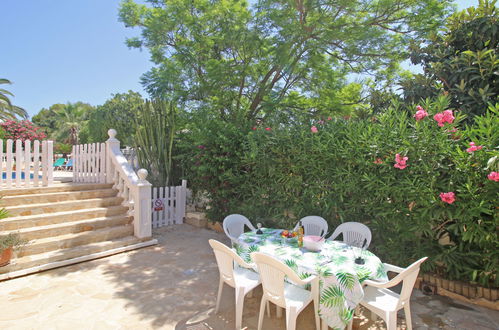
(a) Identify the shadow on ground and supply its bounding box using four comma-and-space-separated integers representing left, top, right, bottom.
1, 224, 498, 329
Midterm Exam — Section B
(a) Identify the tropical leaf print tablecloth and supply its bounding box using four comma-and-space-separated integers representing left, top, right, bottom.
235, 228, 388, 330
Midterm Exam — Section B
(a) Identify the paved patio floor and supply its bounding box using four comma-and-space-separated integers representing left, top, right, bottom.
0, 224, 497, 329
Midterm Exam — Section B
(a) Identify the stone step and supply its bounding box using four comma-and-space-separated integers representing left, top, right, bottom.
4, 197, 123, 217
0, 236, 157, 278
0, 206, 129, 231
1, 189, 118, 207
0, 183, 114, 196
3, 215, 132, 241
16, 225, 134, 257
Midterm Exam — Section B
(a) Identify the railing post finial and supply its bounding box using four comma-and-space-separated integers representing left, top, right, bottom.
137, 168, 148, 182
107, 129, 117, 140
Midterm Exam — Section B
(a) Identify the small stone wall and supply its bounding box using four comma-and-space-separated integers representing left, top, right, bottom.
184, 211, 223, 233
416, 273, 498, 311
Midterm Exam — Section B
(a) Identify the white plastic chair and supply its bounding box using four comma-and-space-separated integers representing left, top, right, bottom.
223, 214, 256, 245
328, 222, 372, 249
251, 252, 320, 330
358, 257, 428, 330
293, 216, 328, 237
209, 239, 262, 329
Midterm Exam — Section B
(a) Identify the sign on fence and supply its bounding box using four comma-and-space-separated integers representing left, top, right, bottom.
0, 139, 53, 188
153, 198, 164, 211
151, 180, 187, 228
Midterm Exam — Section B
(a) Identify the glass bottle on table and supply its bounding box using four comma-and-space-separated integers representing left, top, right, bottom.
297, 220, 304, 247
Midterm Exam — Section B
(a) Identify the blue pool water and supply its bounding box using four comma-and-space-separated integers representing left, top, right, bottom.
1, 172, 40, 179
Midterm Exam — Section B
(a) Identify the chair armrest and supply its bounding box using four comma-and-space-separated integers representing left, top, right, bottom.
384, 263, 404, 274
363, 279, 393, 288
237, 257, 255, 270
288, 275, 318, 285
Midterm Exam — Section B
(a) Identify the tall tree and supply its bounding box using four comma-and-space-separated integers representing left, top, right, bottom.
32, 103, 65, 137
87, 91, 143, 145
401, 0, 498, 117
0, 79, 27, 121
51, 102, 93, 145
119, 0, 452, 121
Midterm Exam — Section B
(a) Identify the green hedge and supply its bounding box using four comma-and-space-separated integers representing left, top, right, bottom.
185, 97, 499, 287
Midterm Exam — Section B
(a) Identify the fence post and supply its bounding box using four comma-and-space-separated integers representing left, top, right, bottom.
15, 139, 22, 187
178, 179, 187, 224
42, 140, 48, 186
106, 129, 120, 184
134, 169, 152, 238
47, 141, 53, 185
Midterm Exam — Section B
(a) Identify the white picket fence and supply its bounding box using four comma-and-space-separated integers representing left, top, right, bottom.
151, 180, 187, 228
72, 143, 106, 183
0, 139, 53, 188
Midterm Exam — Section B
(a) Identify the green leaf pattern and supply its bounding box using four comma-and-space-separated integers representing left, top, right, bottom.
235, 228, 388, 329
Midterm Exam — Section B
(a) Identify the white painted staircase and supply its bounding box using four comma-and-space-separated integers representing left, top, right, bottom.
0, 182, 157, 280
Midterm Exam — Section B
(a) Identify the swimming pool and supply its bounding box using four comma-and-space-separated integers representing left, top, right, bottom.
1, 172, 41, 179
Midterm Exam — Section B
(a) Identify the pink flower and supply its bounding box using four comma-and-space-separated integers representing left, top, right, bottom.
197, 145, 206, 149
317, 120, 325, 125
433, 113, 445, 127
327, 117, 332, 121
414, 106, 428, 121
394, 153, 408, 170
252, 127, 257, 130
439, 192, 456, 204
311, 126, 318, 133
373, 158, 383, 164
433, 110, 455, 127
466, 142, 483, 153
443, 110, 455, 122
487, 172, 499, 182
265, 127, 271, 131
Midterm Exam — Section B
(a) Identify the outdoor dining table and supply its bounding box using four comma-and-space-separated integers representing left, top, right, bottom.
235, 228, 388, 329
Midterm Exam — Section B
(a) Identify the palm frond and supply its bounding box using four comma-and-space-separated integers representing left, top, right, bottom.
340, 307, 354, 324
335, 271, 356, 290
320, 285, 345, 308
284, 258, 298, 271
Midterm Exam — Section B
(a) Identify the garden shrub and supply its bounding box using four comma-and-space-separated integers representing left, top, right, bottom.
186, 97, 498, 287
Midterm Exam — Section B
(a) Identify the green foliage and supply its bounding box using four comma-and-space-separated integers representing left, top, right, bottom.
0, 204, 25, 252
33, 102, 94, 145
0, 78, 27, 121
185, 97, 498, 287
135, 100, 178, 186
31, 104, 63, 137
87, 91, 143, 146
54, 143, 72, 155
0, 233, 26, 252
0, 207, 8, 221
403, 0, 498, 117
119, 0, 452, 120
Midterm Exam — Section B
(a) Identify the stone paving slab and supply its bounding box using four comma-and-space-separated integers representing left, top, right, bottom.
0, 224, 497, 329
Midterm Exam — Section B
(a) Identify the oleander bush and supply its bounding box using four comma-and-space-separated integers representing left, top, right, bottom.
184, 96, 499, 287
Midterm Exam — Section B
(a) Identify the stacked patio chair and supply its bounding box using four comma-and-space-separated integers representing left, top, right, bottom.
293, 216, 328, 237
222, 214, 256, 245
328, 222, 372, 249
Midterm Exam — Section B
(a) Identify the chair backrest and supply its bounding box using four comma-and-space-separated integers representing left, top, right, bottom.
294, 216, 328, 237
65, 159, 73, 167
389, 257, 428, 304
329, 222, 372, 249
222, 214, 256, 243
209, 239, 251, 287
251, 252, 293, 307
